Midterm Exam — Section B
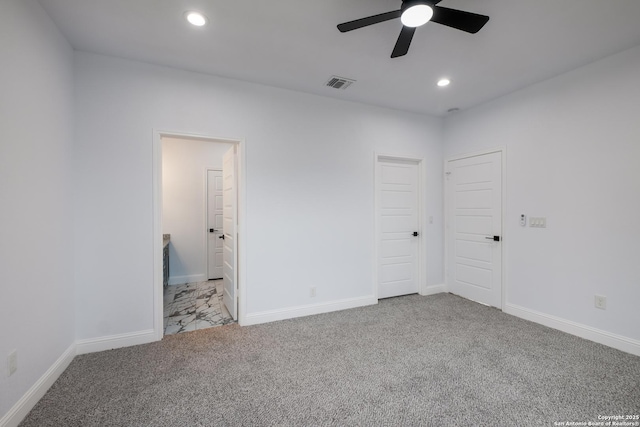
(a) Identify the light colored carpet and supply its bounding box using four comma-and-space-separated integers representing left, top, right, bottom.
21, 293, 640, 426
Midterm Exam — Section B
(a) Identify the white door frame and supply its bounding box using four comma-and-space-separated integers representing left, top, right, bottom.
206, 168, 223, 281
152, 130, 247, 340
374, 152, 428, 300
444, 147, 507, 309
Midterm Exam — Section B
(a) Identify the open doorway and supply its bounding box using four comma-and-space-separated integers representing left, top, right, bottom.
152, 132, 243, 339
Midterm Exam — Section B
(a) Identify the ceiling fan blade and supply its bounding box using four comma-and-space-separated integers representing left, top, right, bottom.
391, 26, 416, 58
431, 6, 490, 34
337, 10, 402, 33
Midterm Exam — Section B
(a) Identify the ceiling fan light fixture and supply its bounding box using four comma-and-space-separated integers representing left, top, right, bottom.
401, 3, 433, 28
185, 11, 207, 27
336, 0, 489, 58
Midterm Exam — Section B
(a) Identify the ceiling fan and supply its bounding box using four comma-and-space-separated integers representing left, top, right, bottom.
337, 0, 490, 58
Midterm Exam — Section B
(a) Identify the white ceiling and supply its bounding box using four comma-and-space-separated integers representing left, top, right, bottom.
38, 0, 640, 116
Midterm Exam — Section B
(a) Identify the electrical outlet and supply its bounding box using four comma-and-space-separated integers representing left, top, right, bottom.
7, 350, 17, 377
310, 287, 316, 298
594, 295, 607, 310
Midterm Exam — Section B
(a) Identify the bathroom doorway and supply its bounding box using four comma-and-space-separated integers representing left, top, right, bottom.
152, 131, 244, 339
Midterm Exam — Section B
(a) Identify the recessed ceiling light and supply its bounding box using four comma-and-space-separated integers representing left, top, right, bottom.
437, 78, 451, 87
185, 11, 207, 27
401, 2, 434, 28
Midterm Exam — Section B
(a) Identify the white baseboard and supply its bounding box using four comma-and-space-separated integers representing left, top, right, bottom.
168, 274, 206, 286
75, 329, 158, 355
504, 303, 640, 357
0, 343, 76, 427
421, 283, 446, 296
243, 296, 377, 326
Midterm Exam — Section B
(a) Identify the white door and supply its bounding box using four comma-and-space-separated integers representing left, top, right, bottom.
446, 151, 502, 308
377, 158, 420, 299
207, 170, 223, 280
222, 146, 238, 320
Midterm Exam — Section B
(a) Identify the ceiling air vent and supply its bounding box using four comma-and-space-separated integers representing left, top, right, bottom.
326, 76, 356, 90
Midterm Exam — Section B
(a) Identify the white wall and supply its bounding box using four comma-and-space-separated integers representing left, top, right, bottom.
74, 52, 444, 340
443, 45, 640, 342
162, 137, 232, 283
0, 0, 75, 421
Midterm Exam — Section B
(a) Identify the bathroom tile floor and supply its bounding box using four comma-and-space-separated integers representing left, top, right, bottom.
163, 279, 235, 336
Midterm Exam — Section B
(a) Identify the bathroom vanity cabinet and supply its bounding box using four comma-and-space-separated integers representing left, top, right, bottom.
162, 234, 170, 288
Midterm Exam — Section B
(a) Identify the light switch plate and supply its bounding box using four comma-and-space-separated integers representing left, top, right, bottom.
530, 217, 547, 228
7, 350, 17, 376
